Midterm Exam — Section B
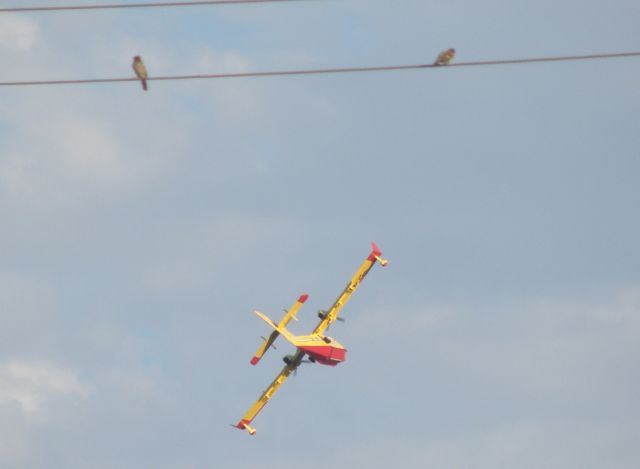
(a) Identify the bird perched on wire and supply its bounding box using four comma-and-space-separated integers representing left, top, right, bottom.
132, 56, 148, 91
433, 48, 456, 66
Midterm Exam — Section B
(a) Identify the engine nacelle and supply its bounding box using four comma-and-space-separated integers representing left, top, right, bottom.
318, 309, 344, 323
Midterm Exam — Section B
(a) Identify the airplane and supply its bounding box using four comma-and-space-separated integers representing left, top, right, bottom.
234, 242, 388, 435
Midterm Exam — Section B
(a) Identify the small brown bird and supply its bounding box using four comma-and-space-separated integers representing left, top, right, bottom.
132, 55, 148, 91
433, 48, 456, 66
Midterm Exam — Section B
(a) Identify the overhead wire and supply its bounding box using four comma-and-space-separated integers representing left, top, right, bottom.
0, 0, 305, 12
0, 51, 639, 87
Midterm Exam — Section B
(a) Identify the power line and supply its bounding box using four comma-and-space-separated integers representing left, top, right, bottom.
1, 51, 638, 87
0, 0, 304, 13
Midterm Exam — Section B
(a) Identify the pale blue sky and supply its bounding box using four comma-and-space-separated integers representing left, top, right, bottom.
1, 1, 639, 468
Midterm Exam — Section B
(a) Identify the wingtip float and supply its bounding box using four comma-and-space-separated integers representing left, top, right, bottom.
235, 242, 387, 435
368, 242, 389, 267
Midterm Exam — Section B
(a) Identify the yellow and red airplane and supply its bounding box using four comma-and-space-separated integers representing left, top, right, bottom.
234, 242, 388, 435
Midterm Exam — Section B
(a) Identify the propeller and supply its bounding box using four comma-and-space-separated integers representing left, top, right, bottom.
283, 354, 312, 376
318, 310, 345, 322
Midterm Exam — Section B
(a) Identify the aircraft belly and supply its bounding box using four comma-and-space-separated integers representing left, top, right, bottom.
300, 345, 347, 364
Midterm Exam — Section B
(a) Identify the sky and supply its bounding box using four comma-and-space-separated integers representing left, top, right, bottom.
1, 0, 639, 467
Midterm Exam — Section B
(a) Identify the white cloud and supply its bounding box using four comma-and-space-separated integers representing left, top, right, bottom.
0, 112, 130, 212
591, 287, 640, 331
347, 287, 640, 442
0, 360, 90, 415
101, 370, 157, 399
11, 116, 122, 180
0, 359, 89, 466
0, 405, 30, 467
0, 91, 193, 215
0, 15, 40, 51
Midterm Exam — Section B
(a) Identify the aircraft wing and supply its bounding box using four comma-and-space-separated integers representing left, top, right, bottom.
235, 350, 305, 435
313, 242, 387, 336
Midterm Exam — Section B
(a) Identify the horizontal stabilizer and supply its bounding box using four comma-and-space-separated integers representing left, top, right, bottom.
250, 294, 308, 365
254, 310, 297, 344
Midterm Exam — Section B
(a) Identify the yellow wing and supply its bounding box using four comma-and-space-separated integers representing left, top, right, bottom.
251, 294, 308, 365
234, 350, 304, 435
313, 242, 387, 335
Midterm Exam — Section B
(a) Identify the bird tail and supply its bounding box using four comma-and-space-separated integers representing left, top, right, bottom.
142, 79, 148, 91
